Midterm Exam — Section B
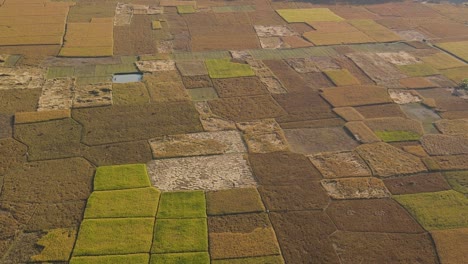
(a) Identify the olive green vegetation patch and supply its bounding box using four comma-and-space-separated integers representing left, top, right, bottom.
187, 87, 219, 101
84, 187, 161, 219
74, 65, 97, 77
397, 63, 439, 77
31, 228, 76, 262
70, 254, 150, 264
151, 218, 208, 253
324, 69, 361, 86
76, 76, 112, 85
276, 8, 344, 23
394, 190, 468, 230
120, 56, 138, 64
152, 20, 162, 30
206, 188, 265, 216
73, 218, 154, 256
113, 82, 150, 105
59, 47, 114, 57
173, 51, 231, 61
4, 54, 22, 67
421, 53, 465, 70
435, 41, 468, 61
94, 164, 151, 191
95, 63, 139, 76
440, 66, 468, 83
205, 59, 255, 79
15, 110, 70, 124
46, 66, 75, 79
157, 191, 206, 219
374, 130, 421, 142
444, 171, 468, 195
177, 5, 195, 14
212, 255, 285, 264
150, 252, 210, 264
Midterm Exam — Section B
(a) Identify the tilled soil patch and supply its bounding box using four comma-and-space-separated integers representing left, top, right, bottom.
435, 119, 468, 136
25, 201, 86, 231
273, 92, 337, 123
326, 199, 424, 233
431, 228, 468, 264
114, 15, 158, 55
309, 151, 371, 178
72, 103, 202, 145
181, 75, 213, 89
212, 77, 269, 98
383, 172, 451, 195
321, 177, 390, 199
81, 140, 153, 166
330, 231, 439, 264
270, 211, 340, 264
249, 151, 323, 185
421, 134, 468, 155
321, 85, 392, 107
0, 89, 41, 114
262, 60, 310, 93
0, 138, 27, 177
355, 103, 407, 118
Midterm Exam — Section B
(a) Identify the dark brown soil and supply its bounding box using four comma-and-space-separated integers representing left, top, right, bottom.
321, 85, 392, 107
330, 231, 439, 264
258, 182, 330, 211
326, 199, 425, 233
432, 155, 468, 170
249, 151, 323, 185
25, 201, 86, 231
278, 118, 345, 129
1, 231, 44, 264
0, 202, 35, 240
418, 88, 468, 112
301, 72, 335, 90
114, 15, 158, 55
262, 60, 311, 93
82, 140, 153, 166
0, 158, 94, 203
273, 92, 337, 123
0, 89, 41, 114
0, 139, 27, 177
270, 211, 340, 264
0, 45, 60, 66
355, 103, 407, 118
14, 118, 82, 161
383, 172, 451, 194
421, 134, 468, 155
208, 213, 271, 233
72, 103, 203, 145
208, 95, 286, 122
181, 75, 213, 89
334, 56, 375, 85
206, 188, 265, 216
212, 77, 269, 98
0, 115, 13, 139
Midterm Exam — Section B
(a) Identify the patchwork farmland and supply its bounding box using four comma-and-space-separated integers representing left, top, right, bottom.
0, 0, 467, 263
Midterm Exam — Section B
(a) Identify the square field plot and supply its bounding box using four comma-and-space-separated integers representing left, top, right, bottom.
205, 59, 255, 79
157, 191, 206, 219
276, 8, 344, 23
151, 218, 208, 253
206, 188, 265, 215
147, 154, 256, 191
84, 188, 161, 219
70, 254, 150, 264
73, 218, 154, 256
150, 252, 210, 264
394, 190, 468, 230
94, 164, 151, 191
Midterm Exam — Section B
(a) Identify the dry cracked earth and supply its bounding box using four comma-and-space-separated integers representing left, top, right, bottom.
0, 0, 467, 263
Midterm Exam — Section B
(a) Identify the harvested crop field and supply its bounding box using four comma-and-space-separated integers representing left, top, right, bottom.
1, 0, 467, 262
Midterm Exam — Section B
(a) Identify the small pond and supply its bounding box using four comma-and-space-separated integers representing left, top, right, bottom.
112, 73, 143, 83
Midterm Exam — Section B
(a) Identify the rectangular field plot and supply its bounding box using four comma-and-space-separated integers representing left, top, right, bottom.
157, 191, 206, 219
276, 8, 344, 23
436, 41, 468, 62
151, 218, 208, 253
70, 254, 150, 264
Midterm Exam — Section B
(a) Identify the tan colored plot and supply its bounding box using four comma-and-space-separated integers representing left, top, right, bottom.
436, 41, 468, 62
0, 5, 69, 17
440, 66, 468, 83
0, 23, 65, 38
422, 53, 465, 70
0, 35, 63, 46
60, 19, 113, 57
303, 31, 374, 46
160, 0, 196, 7
399, 77, 437, 89
276, 8, 344, 23
324, 69, 360, 86
307, 21, 359, 33
0, 15, 66, 25
59, 47, 113, 57
321, 85, 392, 107
15, 110, 70, 124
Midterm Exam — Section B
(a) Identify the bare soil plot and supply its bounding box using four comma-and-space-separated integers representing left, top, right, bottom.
136, 60, 176, 72
418, 88, 468, 112
355, 103, 407, 118
273, 92, 337, 123
212, 77, 269, 98
282, 35, 313, 48
254, 25, 296, 37
421, 134, 468, 155
149, 130, 245, 158
262, 59, 310, 93
72, 103, 202, 145
285, 57, 319, 73
431, 228, 468, 264
321, 177, 390, 199
0, 114, 12, 139
332, 107, 364, 122
356, 142, 427, 177
269, 211, 340, 264
147, 154, 256, 191
0, 157, 94, 203
321, 85, 392, 107
431, 155, 468, 170
190, 26, 260, 51
333, 56, 375, 85
208, 95, 286, 122
0, 89, 41, 114
176, 61, 208, 76
208, 213, 281, 259
435, 119, 468, 135
309, 151, 371, 178
37, 78, 74, 111
14, 118, 81, 161
344, 121, 381, 144
249, 151, 322, 185
284, 127, 359, 154
0, 67, 44, 90
384, 172, 451, 195
399, 77, 437, 89
258, 181, 329, 211
0, 138, 27, 178
326, 199, 424, 233
346, 53, 406, 84
112, 82, 150, 105
330, 231, 438, 264
114, 15, 158, 55
82, 141, 153, 167
206, 188, 264, 216
376, 51, 420, 65
1, 231, 44, 264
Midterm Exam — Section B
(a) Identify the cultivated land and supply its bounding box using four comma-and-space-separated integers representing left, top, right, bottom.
0, 0, 467, 263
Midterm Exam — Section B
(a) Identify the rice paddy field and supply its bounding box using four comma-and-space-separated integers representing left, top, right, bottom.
0, 0, 467, 263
